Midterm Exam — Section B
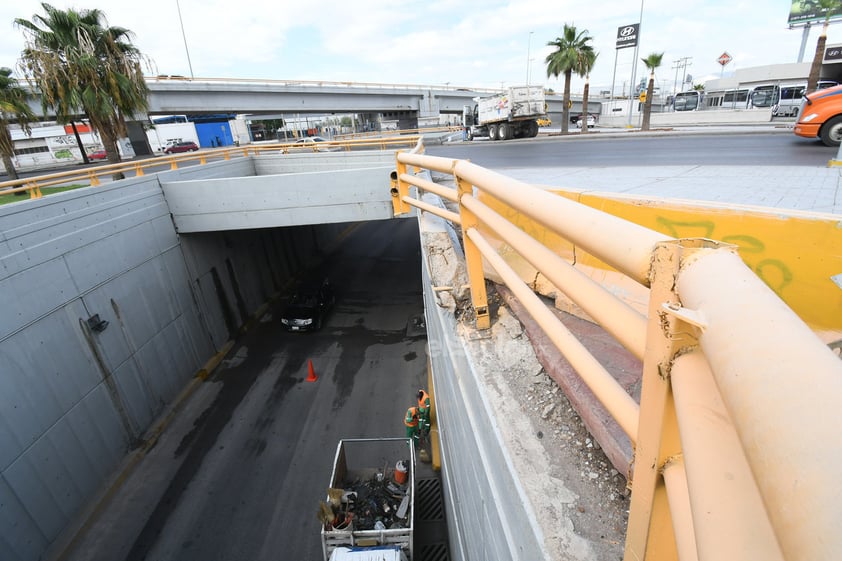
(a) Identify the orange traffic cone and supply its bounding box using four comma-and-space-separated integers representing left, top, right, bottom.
306, 359, 318, 382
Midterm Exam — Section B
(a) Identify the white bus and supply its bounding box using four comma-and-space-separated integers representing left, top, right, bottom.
749, 81, 838, 115
703, 88, 751, 110
673, 90, 704, 111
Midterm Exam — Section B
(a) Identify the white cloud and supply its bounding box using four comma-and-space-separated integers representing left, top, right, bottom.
0, 0, 834, 93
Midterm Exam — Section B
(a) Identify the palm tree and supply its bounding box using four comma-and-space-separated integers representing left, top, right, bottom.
807, 0, 842, 93
15, 3, 150, 176
546, 24, 595, 134
577, 52, 598, 134
0, 67, 35, 184
641, 52, 664, 131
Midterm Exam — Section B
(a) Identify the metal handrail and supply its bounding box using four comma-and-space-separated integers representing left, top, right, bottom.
1, 136, 421, 199
393, 149, 842, 561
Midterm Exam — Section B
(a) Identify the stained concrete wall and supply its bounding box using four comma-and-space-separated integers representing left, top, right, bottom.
164, 151, 401, 233
0, 168, 346, 561
417, 203, 546, 561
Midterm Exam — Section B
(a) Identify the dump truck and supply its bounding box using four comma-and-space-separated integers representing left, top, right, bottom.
320, 438, 415, 561
463, 85, 547, 141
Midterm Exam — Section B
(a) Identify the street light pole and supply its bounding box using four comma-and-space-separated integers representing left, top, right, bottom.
627, 0, 645, 127
176, 0, 195, 79
527, 31, 534, 86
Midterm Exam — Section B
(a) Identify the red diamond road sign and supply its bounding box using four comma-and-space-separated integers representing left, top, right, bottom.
717, 52, 732, 66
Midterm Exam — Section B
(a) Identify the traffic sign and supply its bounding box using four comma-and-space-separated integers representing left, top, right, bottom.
717, 52, 733, 66
639, 91, 647, 103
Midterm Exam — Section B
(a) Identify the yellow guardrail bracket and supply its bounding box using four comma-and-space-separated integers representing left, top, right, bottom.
661, 302, 708, 330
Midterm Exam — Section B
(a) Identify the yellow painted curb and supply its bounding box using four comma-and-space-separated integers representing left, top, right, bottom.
427, 355, 441, 471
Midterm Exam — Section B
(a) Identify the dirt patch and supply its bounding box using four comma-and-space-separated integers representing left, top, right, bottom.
426, 171, 629, 560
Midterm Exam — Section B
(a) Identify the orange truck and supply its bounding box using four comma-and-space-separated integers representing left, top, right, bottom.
794, 84, 842, 146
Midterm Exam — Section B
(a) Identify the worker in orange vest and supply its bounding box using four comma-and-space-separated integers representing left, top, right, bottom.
404, 406, 420, 444
416, 390, 431, 435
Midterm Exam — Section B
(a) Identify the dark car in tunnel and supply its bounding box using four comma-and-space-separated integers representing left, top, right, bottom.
280, 279, 335, 331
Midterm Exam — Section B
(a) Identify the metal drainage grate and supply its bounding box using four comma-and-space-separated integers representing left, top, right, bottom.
416, 478, 444, 521
417, 542, 449, 561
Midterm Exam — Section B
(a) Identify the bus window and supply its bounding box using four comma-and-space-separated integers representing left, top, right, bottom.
674, 91, 702, 111
750, 85, 779, 108
721, 89, 749, 108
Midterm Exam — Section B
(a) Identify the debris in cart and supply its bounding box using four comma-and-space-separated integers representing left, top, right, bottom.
320, 438, 415, 561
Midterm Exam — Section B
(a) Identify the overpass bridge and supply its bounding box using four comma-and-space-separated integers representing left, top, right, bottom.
24, 76, 593, 124
0, 141, 840, 561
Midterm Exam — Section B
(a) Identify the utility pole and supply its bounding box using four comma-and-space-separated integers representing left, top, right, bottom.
681, 57, 693, 91
671, 57, 692, 94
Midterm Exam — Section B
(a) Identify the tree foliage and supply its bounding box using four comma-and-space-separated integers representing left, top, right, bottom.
0, 67, 36, 182
545, 24, 595, 133
15, 2, 150, 168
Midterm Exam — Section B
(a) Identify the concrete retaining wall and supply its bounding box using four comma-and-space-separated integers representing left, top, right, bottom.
0, 171, 344, 561
418, 207, 546, 561
599, 107, 774, 128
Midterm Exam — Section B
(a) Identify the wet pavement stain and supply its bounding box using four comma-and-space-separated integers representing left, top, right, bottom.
330, 323, 426, 411
125, 326, 298, 561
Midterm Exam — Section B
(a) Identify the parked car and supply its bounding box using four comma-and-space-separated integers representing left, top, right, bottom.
572, 114, 597, 128
88, 150, 108, 161
290, 136, 342, 152
163, 141, 199, 154
280, 279, 335, 331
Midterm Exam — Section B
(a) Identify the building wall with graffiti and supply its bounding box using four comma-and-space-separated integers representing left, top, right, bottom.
478, 189, 842, 344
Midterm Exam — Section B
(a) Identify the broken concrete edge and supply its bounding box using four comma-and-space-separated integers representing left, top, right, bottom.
496, 285, 635, 479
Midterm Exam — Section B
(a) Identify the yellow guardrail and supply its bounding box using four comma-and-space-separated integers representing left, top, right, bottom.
392, 151, 842, 561
0, 136, 422, 200
334, 126, 462, 141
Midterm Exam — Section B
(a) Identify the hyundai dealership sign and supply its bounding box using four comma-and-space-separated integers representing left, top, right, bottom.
616, 24, 639, 50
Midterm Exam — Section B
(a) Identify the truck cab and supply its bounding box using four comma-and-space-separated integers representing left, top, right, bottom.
794, 84, 842, 146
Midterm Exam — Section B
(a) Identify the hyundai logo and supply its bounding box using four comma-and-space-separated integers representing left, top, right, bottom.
620, 26, 636, 37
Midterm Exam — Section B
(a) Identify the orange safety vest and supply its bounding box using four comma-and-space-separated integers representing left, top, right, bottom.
417, 390, 430, 411
404, 407, 419, 427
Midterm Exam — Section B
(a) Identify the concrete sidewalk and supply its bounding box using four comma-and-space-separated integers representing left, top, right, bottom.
498, 164, 842, 215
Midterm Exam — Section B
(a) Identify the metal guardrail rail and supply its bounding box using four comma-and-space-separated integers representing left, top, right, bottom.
0, 136, 422, 199
392, 150, 842, 561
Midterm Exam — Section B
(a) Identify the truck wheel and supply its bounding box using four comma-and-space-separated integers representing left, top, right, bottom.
820, 116, 842, 147
488, 124, 498, 140
497, 123, 510, 140
528, 121, 539, 137
466, 129, 473, 141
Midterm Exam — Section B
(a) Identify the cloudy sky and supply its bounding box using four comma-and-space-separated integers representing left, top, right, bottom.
0, 0, 838, 95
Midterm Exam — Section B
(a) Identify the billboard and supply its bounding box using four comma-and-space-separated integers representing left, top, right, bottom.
788, 0, 842, 25
616, 23, 639, 49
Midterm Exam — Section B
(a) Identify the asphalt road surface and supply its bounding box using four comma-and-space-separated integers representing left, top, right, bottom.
426, 130, 836, 168
59, 219, 428, 561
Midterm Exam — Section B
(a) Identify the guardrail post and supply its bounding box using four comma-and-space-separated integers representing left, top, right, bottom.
391, 154, 411, 217
456, 174, 490, 330
624, 239, 719, 561
27, 181, 42, 199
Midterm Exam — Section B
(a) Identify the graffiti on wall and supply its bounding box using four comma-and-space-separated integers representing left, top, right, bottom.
655, 217, 794, 295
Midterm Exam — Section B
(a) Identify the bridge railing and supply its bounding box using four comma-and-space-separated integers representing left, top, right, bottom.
0, 136, 421, 200
392, 150, 842, 561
